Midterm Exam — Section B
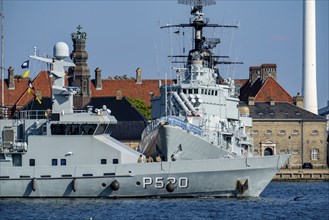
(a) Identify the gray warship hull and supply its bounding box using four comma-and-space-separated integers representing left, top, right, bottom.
0, 154, 289, 198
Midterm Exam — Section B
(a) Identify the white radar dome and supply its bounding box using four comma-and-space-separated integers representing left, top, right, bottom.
53, 42, 69, 60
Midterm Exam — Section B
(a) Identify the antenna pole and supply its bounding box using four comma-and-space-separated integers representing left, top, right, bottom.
0, 0, 4, 108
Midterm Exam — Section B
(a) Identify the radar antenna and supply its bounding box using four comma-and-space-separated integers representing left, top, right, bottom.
178, 0, 216, 7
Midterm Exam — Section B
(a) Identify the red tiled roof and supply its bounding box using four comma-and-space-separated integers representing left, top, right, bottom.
1, 68, 293, 111
0, 71, 51, 108
239, 76, 293, 103
90, 79, 174, 105
15, 71, 52, 107
254, 77, 293, 103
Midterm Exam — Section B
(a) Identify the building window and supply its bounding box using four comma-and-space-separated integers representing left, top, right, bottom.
279, 150, 286, 155
61, 159, 67, 166
52, 159, 58, 166
29, 159, 35, 166
292, 150, 299, 155
292, 129, 299, 136
265, 130, 272, 135
311, 149, 319, 160
264, 148, 273, 156
311, 130, 319, 136
278, 130, 286, 135
113, 159, 119, 164
101, 159, 107, 165
82, 80, 87, 93
252, 130, 258, 135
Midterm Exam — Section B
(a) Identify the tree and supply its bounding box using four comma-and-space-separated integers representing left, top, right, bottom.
127, 97, 151, 120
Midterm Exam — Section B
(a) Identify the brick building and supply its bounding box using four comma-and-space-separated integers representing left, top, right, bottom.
238, 64, 328, 168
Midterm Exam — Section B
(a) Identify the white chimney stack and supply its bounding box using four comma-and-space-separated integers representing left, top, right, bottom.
302, 0, 318, 114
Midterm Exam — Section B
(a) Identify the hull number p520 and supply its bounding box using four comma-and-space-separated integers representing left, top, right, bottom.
142, 177, 188, 189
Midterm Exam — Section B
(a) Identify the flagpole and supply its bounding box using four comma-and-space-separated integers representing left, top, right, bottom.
1, 0, 4, 108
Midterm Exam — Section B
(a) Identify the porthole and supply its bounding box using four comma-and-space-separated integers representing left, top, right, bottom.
101, 183, 107, 188
136, 181, 141, 186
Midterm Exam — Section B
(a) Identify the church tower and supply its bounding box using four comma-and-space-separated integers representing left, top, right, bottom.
69, 25, 91, 108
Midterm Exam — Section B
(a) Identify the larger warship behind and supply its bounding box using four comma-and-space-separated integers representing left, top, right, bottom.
0, 0, 289, 198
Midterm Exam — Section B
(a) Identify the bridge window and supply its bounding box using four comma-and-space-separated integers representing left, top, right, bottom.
95, 124, 108, 135
81, 124, 97, 135
51, 124, 66, 135
101, 159, 107, 165
113, 159, 119, 164
51, 123, 98, 135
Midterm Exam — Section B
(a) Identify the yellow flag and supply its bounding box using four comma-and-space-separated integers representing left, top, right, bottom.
36, 97, 42, 104
28, 87, 32, 95
21, 70, 30, 78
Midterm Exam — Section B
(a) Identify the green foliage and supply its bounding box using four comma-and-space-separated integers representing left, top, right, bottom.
127, 97, 151, 120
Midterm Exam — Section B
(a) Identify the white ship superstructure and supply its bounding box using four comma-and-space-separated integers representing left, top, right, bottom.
140, 0, 252, 161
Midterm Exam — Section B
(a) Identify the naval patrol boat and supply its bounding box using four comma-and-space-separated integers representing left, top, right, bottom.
0, 0, 289, 198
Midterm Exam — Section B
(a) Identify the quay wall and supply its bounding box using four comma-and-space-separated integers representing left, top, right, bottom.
273, 169, 329, 181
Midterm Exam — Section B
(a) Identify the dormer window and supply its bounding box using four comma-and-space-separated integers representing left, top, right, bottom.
311, 130, 319, 136
265, 130, 272, 135
278, 130, 286, 135
252, 130, 259, 135
292, 129, 299, 136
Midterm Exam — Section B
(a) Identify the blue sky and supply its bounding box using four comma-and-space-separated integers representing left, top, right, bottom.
2, 0, 329, 108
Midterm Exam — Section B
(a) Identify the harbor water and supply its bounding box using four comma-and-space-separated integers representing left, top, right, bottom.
0, 181, 328, 220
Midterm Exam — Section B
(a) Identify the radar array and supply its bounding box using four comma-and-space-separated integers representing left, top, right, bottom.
178, 0, 216, 7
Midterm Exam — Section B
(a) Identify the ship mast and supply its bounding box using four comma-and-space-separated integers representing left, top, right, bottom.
161, 0, 241, 67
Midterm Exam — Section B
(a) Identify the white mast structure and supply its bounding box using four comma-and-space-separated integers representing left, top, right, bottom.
302, 0, 318, 114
